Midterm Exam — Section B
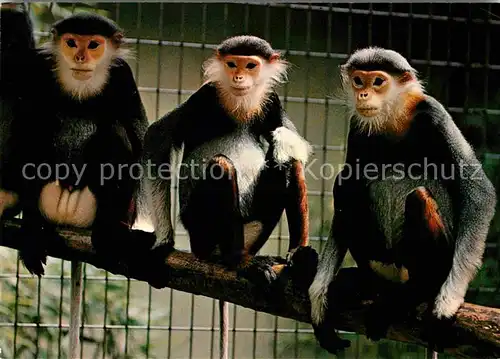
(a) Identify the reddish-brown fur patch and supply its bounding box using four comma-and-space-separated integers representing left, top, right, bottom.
386, 91, 425, 136
414, 187, 445, 237
287, 160, 309, 250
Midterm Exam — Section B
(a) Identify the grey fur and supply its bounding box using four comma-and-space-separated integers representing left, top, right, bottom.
178, 129, 266, 218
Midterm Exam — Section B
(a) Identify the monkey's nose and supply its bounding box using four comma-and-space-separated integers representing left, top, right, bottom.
358, 92, 369, 99
234, 75, 244, 82
75, 54, 85, 63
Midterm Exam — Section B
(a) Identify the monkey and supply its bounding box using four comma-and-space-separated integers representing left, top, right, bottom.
308, 47, 497, 353
142, 35, 318, 359
3, 11, 149, 359
0, 4, 36, 222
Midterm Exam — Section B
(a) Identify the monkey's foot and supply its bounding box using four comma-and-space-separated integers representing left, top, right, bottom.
238, 257, 278, 287
313, 323, 351, 354
146, 241, 176, 289
364, 301, 393, 342
286, 246, 319, 291
421, 312, 457, 352
16, 225, 54, 277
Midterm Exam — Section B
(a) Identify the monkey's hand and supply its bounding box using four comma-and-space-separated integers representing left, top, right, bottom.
421, 305, 458, 352
271, 127, 313, 164
39, 181, 97, 228
432, 288, 464, 321
286, 246, 319, 291
0, 189, 18, 218
364, 299, 394, 342
237, 256, 278, 287
312, 321, 351, 354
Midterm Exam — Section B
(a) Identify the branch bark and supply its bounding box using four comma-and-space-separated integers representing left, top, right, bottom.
1, 219, 499, 359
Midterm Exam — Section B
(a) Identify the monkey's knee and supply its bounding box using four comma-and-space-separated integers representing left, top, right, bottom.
405, 187, 451, 247
0, 189, 18, 218
407, 188, 440, 231
205, 154, 237, 182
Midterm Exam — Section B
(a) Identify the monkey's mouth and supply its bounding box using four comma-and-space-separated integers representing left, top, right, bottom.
231, 86, 251, 95
357, 107, 380, 117
71, 69, 93, 73
71, 69, 93, 80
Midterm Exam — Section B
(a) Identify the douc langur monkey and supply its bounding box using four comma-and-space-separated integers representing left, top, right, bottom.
0, 4, 35, 222
7, 12, 149, 359
308, 47, 497, 353
142, 35, 317, 359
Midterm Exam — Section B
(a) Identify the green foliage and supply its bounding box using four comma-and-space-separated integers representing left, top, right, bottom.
0, 249, 168, 359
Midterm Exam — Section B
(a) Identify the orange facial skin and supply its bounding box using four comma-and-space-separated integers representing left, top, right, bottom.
218, 53, 279, 96
350, 70, 391, 117
60, 33, 107, 80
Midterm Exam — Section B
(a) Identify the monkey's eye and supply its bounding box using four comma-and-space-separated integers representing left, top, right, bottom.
353, 76, 363, 87
88, 41, 100, 50
227, 62, 237, 68
66, 39, 77, 48
373, 77, 385, 86
246, 63, 257, 69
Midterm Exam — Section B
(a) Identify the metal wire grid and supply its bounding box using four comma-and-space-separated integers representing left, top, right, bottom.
0, 2, 499, 358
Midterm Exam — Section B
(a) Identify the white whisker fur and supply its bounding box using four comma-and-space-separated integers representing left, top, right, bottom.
338, 71, 425, 136
39, 40, 131, 102
202, 56, 289, 121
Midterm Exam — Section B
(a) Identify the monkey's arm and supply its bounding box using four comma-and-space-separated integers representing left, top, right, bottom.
308, 128, 365, 325
270, 110, 312, 165
422, 98, 497, 319
142, 107, 186, 247
112, 59, 149, 158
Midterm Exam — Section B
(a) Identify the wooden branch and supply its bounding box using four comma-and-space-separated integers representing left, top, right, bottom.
1, 219, 499, 359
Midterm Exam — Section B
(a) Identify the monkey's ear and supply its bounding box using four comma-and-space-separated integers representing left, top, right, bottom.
111, 31, 124, 47
399, 71, 415, 84
269, 52, 281, 63
215, 50, 223, 60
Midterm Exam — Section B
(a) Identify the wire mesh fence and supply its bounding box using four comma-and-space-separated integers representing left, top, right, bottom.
0, 2, 499, 359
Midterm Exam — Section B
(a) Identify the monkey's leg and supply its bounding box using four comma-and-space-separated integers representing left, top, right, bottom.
179, 155, 245, 359
90, 181, 138, 256
404, 187, 455, 353
309, 177, 363, 353
17, 185, 59, 277
364, 186, 453, 343
86, 132, 155, 261
282, 159, 318, 290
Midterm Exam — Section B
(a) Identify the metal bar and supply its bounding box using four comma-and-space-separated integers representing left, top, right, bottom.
12, 255, 21, 358
102, 270, 109, 359
368, 3, 373, 46
387, 3, 393, 48
27, 30, 500, 70
426, 4, 433, 80
135, 86, 500, 115
34, 275, 42, 358
0, 322, 342, 333
275, 3, 500, 25
407, 4, 413, 59
317, 0, 333, 279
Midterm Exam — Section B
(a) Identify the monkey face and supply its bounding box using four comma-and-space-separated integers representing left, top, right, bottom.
59, 33, 108, 80
220, 55, 264, 96
350, 70, 391, 117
